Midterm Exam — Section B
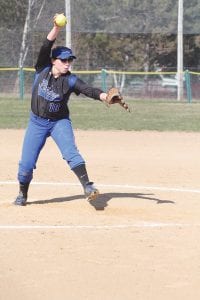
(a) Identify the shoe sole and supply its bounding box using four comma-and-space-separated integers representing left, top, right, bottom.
14, 201, 27, 206
87, 189, 99, 202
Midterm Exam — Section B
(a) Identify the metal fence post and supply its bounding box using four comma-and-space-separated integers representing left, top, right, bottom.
19, 67, 24, 100
185, 69, 192, 103
101, 69, 107, 92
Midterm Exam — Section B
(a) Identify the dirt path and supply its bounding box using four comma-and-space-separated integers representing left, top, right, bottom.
1, 129, 200, 300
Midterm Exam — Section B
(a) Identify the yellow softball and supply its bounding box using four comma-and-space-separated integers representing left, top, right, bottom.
55, 14, 67, 27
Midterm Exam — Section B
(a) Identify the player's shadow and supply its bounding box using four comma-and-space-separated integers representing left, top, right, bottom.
28, 192, 175, 210
89, 193, 175, 210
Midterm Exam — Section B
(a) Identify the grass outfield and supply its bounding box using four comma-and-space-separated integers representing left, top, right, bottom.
0, 97, 200, 131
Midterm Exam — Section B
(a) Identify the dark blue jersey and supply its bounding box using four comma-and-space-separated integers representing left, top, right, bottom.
31, 39, 103, 120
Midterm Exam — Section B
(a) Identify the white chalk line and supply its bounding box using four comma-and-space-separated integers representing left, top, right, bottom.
0, 181, 199, 230
1, 180, 200, 194
0, 222, 199, 230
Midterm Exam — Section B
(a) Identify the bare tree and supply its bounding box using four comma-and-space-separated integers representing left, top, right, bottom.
18, 0, 46, 68
15, 0, 46, 94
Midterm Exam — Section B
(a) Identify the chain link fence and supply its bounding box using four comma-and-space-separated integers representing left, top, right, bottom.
0, 68, 199, 101
1, 0, 200, 101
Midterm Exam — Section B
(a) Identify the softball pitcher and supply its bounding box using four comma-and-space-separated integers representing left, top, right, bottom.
15, 15, 108, 206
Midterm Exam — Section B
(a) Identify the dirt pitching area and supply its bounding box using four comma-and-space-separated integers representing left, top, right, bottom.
1, 129, 200, 300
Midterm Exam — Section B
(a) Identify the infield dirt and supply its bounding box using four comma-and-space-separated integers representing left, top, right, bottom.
1, 129, 200, 300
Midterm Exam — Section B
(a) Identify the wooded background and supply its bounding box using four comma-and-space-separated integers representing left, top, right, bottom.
0, 0, 200, 71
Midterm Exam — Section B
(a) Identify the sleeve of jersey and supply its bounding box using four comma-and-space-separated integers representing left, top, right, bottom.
73, 78, 103, 100
35, 39, 55, 71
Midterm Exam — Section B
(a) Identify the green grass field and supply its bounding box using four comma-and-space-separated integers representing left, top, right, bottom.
0, 97, 200, 131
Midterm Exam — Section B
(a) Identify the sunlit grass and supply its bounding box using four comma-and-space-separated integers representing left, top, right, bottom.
0, 97, 200, 131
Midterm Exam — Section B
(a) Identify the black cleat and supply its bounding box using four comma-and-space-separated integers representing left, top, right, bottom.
14, 192, 27, 206
14, 183, 29, 206
84, 182, 99, 202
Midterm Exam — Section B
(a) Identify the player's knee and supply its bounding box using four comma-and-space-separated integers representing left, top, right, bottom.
63, 153, 85, 169
18, 162, 34, 183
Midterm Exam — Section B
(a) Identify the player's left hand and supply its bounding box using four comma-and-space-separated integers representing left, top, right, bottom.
104, 87, 131, 112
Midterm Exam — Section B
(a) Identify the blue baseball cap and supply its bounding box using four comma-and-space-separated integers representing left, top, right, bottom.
51, 46, 76, 60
